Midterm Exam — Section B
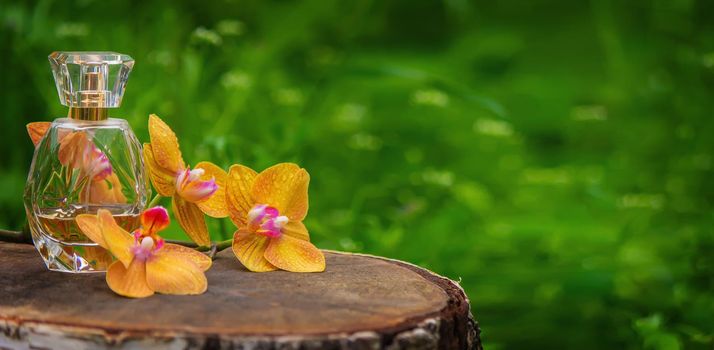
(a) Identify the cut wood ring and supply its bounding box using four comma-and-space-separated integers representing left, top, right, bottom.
0, 243, 481, 349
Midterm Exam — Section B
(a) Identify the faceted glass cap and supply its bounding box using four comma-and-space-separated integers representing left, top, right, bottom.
49, 52, 134, 108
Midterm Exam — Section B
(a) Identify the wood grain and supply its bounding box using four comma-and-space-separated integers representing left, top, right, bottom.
0, 243, 481, 349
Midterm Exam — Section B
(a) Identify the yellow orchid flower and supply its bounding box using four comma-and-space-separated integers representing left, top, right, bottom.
226, 163, 325, 272
76, 206, 210, 298
26, 122, 126, 204
143, 114, 229, 247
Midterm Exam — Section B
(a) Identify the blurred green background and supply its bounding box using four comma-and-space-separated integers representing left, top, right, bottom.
2, 0, 714, 348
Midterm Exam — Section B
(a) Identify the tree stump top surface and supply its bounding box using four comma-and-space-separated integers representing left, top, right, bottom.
0, 242, 479, 349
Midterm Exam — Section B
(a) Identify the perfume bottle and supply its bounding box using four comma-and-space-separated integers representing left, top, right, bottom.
24, 52, 149, 273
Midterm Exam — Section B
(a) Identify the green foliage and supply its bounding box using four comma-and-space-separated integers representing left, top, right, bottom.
1, 0, 713, 348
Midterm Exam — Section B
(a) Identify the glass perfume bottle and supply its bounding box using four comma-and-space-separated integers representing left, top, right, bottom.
24, 52, 149, 273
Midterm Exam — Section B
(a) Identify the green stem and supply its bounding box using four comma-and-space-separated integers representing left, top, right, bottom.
216, 239, 232, 251
195, 239, 232, 252
0, 230, 233, 256
147, 194, 163, 208
0, 228, 31, 244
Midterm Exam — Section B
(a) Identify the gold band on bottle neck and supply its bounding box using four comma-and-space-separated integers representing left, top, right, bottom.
68, 107, 108, 121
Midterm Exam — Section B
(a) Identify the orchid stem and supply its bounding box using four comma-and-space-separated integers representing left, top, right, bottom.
0, 232, 235, 259
0, 228, 31, 244
166, 238, 232, 256
148, 194, 163, 208
0, 220, 234, 258
208, 243, 219, 259
196, 239, 232, 253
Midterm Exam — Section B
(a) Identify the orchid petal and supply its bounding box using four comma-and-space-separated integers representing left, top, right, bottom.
232, 229, 277, 272
264, 234, 325, 273
82, 247, 114, 269
282, 220, 310, 241
194, 161, 229, 218
58, 131, 88, 169
27, 122, 51, 147
106, 260, 154, 298
251, 163, 309, 222
82, 173, 127, 204
141, 206, 170, 237
98, 209, 134, 268
143, 143, 177, 197
226, 164, 258, 228
172, 196, 211, 247
148, 114, 184, 173
76, 214, 107, 248
162, 243, 212, 271
145, 251, 207, 295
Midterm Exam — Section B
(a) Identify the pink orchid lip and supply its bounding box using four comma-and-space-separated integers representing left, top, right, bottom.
130, 235, 162, 261
141, 206, 170, 236
88, 148, 112, 181
248, 205, 280, 224
175, 167, 218, 203
249, 204, 288, 238
131, 207, 169, 261
131, 226, 165, 261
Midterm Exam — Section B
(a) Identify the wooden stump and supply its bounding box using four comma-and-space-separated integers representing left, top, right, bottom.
0, 242, 481, 349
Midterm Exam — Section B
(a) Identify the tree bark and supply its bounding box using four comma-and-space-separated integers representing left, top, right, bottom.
0, 242, 481, 349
